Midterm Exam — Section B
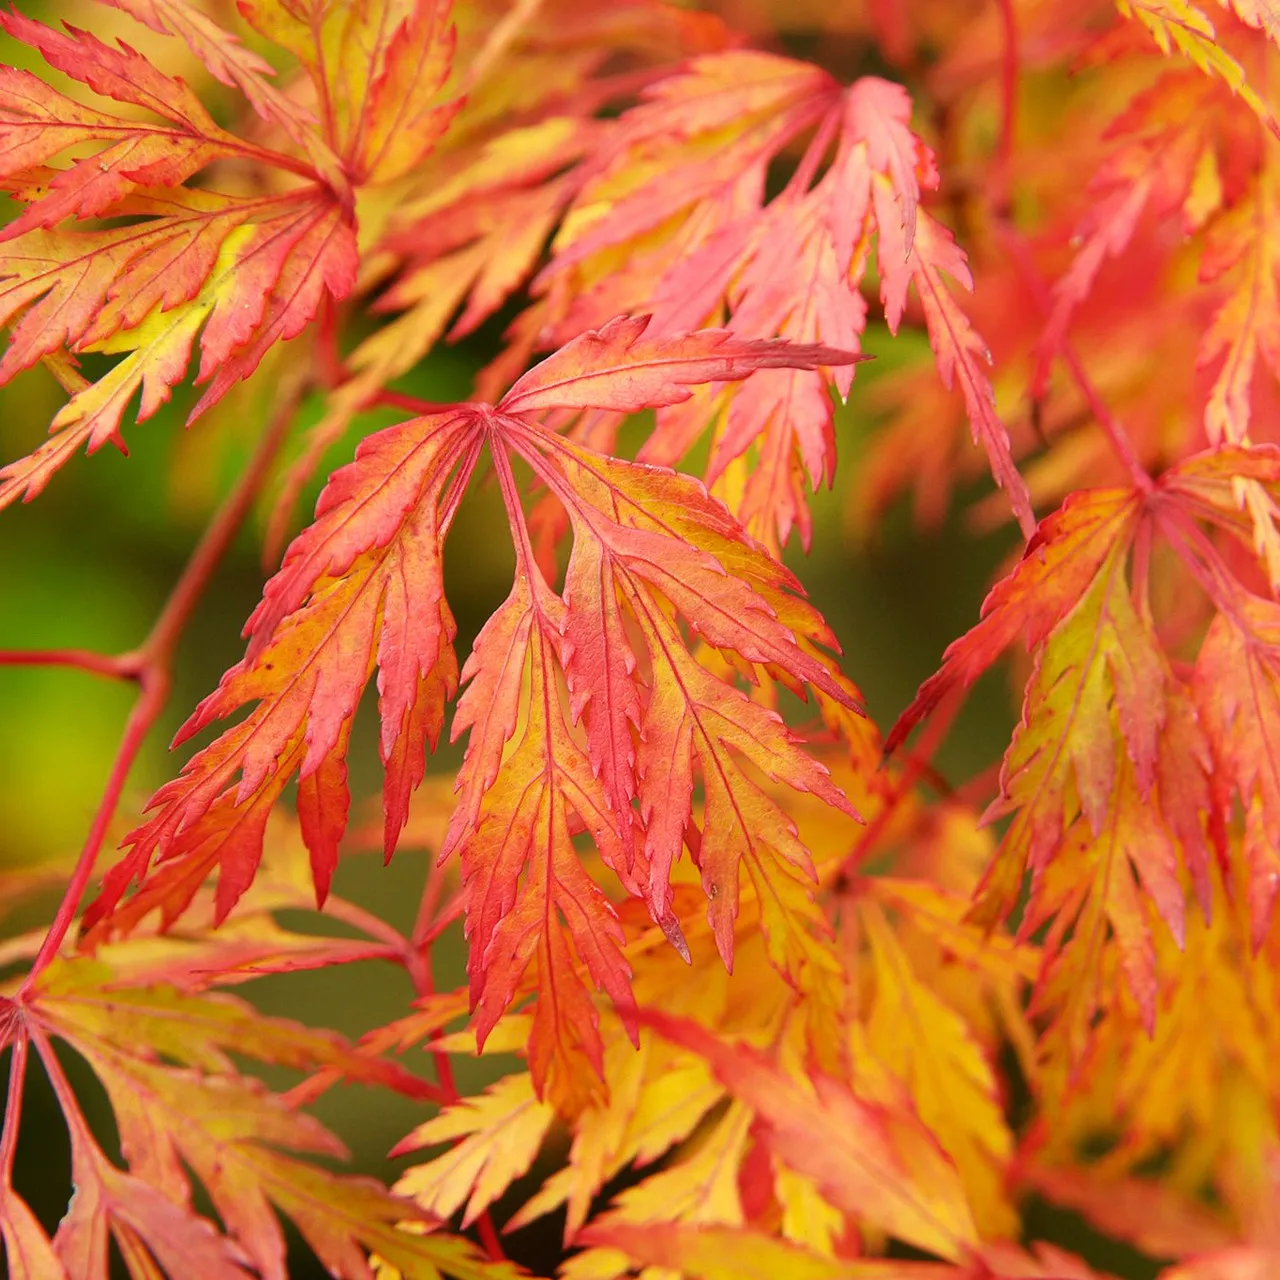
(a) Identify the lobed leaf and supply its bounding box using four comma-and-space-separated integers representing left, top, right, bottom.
92, 319, 861, 1102
638, 1011, 980, 1262
1, 950, 513, 1280
527, 54, 1029, 547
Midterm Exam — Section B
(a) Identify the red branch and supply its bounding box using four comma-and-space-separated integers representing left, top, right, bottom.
0, 647, 136, 679
17, 375, 306, 993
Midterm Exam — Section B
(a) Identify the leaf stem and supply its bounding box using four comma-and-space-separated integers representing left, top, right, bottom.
464, 0, 544, 90
19, 376, 305, 990
21, 674, 169, 989
370, 388, 455, 416
994, 0, 1018, 178
0, 1033, 27, 1186
996, 223, 1153, 491
1060, 344, 1153, 492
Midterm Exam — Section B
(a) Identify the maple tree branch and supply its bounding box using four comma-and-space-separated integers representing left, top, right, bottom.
322, 896, 417, 956
315, 294, 345, 390
833, 689, 966, 886
411, 859, 453, 950
896, 749, 955, 798
0, 648, 136, 680
22, 675, 169, 987
414, 892, 466, 949
19, 379, 305, 990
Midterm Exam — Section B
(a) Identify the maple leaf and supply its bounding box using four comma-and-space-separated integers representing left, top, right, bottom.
94, 0, 344, 181
1165, 443, 1280, 589
1118, 0, 1278, 131
1197, 171, 1280, 448
88, 317, 861, 1103
233, 0, 459, 184
502, 1021, 728, 1244
1192, 599, 1280, 946
1019, 866, 1280, 1256
888, 485, 1216, 1051
856, 894, 1019, 1237
1151, 448, 1280, 942
261, 0, 732, 552
575, 1223, 857, 1280
638, 1011, 980, 1262
0, 10, 259, 233
574, 1226, 1119, 1280
0, 954, 516, 1280
0, 3, 369, 509
1030, 68, 1253, 401
1223, 0, 1280, 43
523, 53, 1032, 548
322, 773, 865, 1256
391, 1074, 556, 1228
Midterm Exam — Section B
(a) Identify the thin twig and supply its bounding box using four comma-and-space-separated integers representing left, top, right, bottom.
831, 688, 966, 886
1059, 344, 1153, 491
996, 222, 1153, 491
21, 675, 170, 986
994, 0, 1019, 180
0, 648, 137, 680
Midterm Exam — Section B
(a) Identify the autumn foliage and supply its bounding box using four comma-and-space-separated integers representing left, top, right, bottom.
3, 0, 1280, 1277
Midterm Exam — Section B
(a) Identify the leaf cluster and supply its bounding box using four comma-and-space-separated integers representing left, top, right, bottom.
3, 2, 1280, 1279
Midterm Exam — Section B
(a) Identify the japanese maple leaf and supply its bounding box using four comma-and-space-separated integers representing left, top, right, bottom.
856, 895, 1020, 1237
1163, 442, 1280, 592
232, 0, 459, 184
1159, 446, 1280, 942
0, 954, 515, 1280
89, 316, 862, 1102
1030, 33, 1272, 412
887, 486, 1211, 1045
0, 0, 462, 510
520, 55, 1033, 548
1191, 598, 1280, 946
391, 1073, 557, 1229
578, 1226, 1114, 1280
267, 3, 731, 557
636, 1011, 980, 1263
1196, 170, 1280, 448
1119, 0, 1278, 131
0, 7, 371, 509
